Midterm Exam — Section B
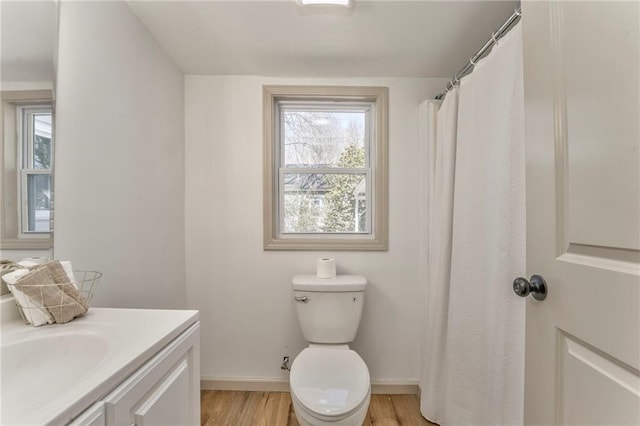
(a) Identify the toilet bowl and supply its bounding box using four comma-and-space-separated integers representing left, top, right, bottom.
290, 345, 370, 426
290, 274, 370, 425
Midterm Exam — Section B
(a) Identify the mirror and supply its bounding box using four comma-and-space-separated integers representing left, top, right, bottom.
1, 0, 58, 292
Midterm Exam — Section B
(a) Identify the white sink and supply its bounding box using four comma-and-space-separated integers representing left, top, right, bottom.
1, 327, 113, 420
0, 307, 199, 425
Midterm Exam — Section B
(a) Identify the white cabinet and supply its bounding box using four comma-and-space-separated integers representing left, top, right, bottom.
104, 322, 200, 426
69, 322, 200, 426
68, 403, 105, 426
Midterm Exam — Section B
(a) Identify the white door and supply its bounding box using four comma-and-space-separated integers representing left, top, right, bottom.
521, 1, 640, 425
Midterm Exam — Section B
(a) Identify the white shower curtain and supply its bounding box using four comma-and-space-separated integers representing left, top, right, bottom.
420, 88, 459, 425
420, 23, 525, 426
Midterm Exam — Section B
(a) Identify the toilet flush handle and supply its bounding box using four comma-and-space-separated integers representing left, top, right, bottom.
294, 295, 309, 303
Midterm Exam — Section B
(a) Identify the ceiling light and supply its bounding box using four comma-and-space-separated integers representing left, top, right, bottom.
297, 0, 353, 7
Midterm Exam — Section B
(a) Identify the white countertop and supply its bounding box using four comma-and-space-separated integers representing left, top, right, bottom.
0, 306, 199, 425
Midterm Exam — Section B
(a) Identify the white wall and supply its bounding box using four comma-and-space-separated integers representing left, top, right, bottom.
54, 1, 186, 309
185, 76, 446, 384
0, 0, 57, 88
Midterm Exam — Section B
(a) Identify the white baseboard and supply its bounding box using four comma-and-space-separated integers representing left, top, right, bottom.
371, 380, 420, 395
201, 377, 290, 392
201, 377, 419, 395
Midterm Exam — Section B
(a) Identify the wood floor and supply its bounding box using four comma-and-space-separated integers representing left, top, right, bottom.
201, 390, 438, 426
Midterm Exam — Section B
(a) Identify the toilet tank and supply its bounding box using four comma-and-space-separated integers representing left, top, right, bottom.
292, 275, 367, 344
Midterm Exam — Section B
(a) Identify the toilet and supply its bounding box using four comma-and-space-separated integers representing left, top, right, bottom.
289, 274, 371, 426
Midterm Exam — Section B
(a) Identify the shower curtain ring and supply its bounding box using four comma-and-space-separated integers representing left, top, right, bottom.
491, 31, 499, 45
514, 7, 522, 16
469, 57, 477, 66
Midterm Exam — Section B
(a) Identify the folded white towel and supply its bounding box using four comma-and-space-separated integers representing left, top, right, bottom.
3, 269, 54, 326
3, 268, 29, 285
59, 261, 77, 289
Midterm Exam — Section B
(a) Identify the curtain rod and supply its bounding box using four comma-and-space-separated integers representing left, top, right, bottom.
435, 5, 522, 100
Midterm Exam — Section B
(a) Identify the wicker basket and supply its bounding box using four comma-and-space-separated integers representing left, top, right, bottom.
7, 270, 101, 325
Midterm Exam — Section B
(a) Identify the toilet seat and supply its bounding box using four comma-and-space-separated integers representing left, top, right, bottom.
290, 346, 370, 421
291, 386, 370, 423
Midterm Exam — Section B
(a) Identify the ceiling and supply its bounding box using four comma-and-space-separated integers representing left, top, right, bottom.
1, 0, 57, 83
127, 0, 519, 78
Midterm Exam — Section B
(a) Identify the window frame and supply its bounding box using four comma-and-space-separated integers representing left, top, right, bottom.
18, 105, 53, 170
277, 101, 373, 237
1, 90, 54, 249
263, 85, 388, 251
20, 169, 52, 236
18, 105, 53, 236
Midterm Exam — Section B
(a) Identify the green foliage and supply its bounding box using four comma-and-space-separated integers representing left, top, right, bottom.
322, 144, 365, 232
33, 135, 52, 209
33, 135, 51, 169
284, 192, 322, 233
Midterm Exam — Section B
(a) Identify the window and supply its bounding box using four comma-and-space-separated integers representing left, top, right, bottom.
263, 86, 388, 250
1, 90, 54, 249
19, 106, 53, 235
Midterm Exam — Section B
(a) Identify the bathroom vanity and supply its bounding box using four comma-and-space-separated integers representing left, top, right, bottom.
0, 303, 200, 425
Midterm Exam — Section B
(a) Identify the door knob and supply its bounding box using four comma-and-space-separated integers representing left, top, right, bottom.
513, 275, 547, 301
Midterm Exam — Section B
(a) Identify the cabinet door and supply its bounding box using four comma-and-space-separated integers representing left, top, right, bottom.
68, 402, 105, 426
104, 322, 200, 426
132, 353, 192, 425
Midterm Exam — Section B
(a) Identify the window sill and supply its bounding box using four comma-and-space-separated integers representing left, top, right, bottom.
263, 236, 387, 251
0, 237, 52, 250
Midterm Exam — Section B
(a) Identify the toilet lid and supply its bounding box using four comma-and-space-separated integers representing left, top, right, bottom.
290, 347, 370, 418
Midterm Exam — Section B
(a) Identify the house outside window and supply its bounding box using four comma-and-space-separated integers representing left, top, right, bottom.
263, 86, 388, 251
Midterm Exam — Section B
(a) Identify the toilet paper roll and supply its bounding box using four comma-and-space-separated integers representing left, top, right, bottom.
18, 256, 49, 266
316, 258, 336, 279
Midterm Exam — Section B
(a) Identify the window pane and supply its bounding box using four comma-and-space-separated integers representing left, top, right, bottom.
32, 113, 52, 169
283, 173, 367, 233
283, 111, 366, 168
26, 173, 51, 232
